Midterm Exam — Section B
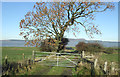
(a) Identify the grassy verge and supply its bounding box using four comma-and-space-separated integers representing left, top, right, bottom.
18, 64, 52, 75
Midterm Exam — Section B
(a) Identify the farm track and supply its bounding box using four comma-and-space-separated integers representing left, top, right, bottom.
61, 67, 73, 75
47, 66, 73, 75
30, 64, 73, 75
31, 53, 78, 75
33, 66, 53, 75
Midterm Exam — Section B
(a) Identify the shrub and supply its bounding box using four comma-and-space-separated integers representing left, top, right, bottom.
40, 38, 69, 52
76, 42, 88, 53
40, 40, 55, 52
76, 42, 103, 53
87, 43, 104, 53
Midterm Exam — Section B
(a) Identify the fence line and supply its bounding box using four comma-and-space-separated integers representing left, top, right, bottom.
2, 50, 118, 75
4, 50, 117, 75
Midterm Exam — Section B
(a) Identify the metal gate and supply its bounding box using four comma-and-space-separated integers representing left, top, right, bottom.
34, 51, 81, 67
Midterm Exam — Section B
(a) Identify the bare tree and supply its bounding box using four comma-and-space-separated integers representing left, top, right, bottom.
19, 2, 114, 52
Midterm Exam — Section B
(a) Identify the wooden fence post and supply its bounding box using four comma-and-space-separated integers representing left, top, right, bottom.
5, 55, 9, 75
79, 53, 82, 65
28, 58, 30, 65
94, 59, 98, 68
57, 53, 59, 66
104, 61, 107, 73
20, 62, 22, 68
5, 55, 8, 65
111, 62, 115, 74
32, 50, 35, 64
82, 51, 85, 58
91, 62, 95, 75
17, 62, 20, 73
22, 53, 25, 61
91, 54, 94, 57
27, 58, 28, 65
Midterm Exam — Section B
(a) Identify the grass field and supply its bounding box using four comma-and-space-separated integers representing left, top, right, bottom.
100, 53, 118, 62
2, 47, 40, 62
2, 47, 119, 75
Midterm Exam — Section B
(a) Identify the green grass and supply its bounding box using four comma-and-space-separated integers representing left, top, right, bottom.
47, 66, 65, 75
2, 47, 40, 62
100, 53, 118, 62
18, 64, 72, 75
2, 46, 118, 64
19, 64, 52, 75
99, 47, 118, 62
47, 66, 72, 75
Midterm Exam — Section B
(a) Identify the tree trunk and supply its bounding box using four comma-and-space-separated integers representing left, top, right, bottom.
57, 44, 61, 53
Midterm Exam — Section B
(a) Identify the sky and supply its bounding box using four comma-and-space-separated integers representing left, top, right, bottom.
0, 2, 119, 42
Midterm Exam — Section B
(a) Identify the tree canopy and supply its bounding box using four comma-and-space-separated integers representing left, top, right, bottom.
19, 2, 114, 52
